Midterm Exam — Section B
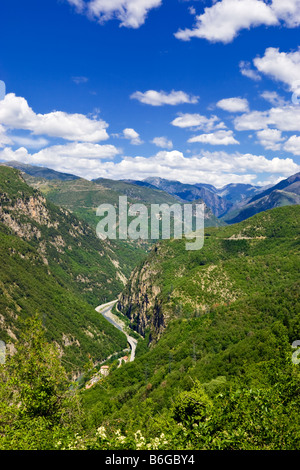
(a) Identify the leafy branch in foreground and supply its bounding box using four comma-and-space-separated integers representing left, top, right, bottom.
0, 315, 83, 450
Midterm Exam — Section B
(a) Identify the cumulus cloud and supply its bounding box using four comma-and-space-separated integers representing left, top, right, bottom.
151, 136, 173, 149
32, 142, 121, 161
256, 128, 284, 151
175, 0, 300, 44
131, 90, 199, 106
254, 47, 300, 91
216, 97, 249, 113
123, 128, 143, 145
188, 130, 239, 145
0, 143, 121, 179
234, 101, 300, 133
271, 0, 300, 27
284, 135, 300, 155
91, 150, 299, 186
0, 93, 109, 142
256, 174, 287, 186
175, 0, 278, 43
1, 145, 298, 186
234, 105, 300, 132
67, 0, 162, 29
171, 113, 225, 131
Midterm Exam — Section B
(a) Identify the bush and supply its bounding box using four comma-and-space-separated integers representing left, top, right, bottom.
171, 381, 212, 426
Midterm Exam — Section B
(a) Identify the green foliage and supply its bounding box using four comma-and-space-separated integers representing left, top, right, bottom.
0, 167, 128, 373
171, 381, 212, 425
0, 316, 83, 450
81, 205, 300, 450
1, 167, 300, 449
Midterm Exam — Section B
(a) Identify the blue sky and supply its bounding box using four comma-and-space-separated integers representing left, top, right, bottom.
0, 0, 300, 187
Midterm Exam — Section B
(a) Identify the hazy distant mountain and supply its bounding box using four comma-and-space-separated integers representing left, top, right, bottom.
1, 161, 79, 181
248, 172, 300, 204
223, 172, 300, 224
193, 182, 219, 193
216, 183, 263, 206
142, 177, 232, 217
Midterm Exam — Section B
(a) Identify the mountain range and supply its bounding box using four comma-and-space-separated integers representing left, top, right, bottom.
3, 161, 299, 225
124, 173, 300, 223
223, 172, 300, 224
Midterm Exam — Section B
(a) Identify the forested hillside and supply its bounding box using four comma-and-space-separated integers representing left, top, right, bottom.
81, 205, 300, 449
0, 166, 127, 375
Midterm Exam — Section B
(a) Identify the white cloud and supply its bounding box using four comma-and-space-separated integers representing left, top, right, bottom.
171, 113, 225, 131
131, 90, 199, 106
32, 142, 121, 161
260, 91, 287, 107
1, 146, 298, 186
256, 128, 284, 151
271, 0, 300, 27
188, 130, 239, 145
67, 0, 85, 8
0, 146, 30, 162
10, 135, 49, 150
0, 93, 109, 142
151, 136, 173, 149
239, 60, 262, 81
123, 128, 143, 145
254, 47, 300, 91
0, 125, 12, 148
67, 0, 162, 29
217, 97, 249, 113
175, 0, 278, 43
0, 143, 121, 179
284, 135, 300, 155
95, 150, 299, 186
234, 105, 300, 132
175, 0, 300, 44
0, 142, 120, 163
256, 174, 287, 186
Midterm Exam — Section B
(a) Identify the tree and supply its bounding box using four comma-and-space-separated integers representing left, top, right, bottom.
0, 315, 83, 449
171, 380, 212, 426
